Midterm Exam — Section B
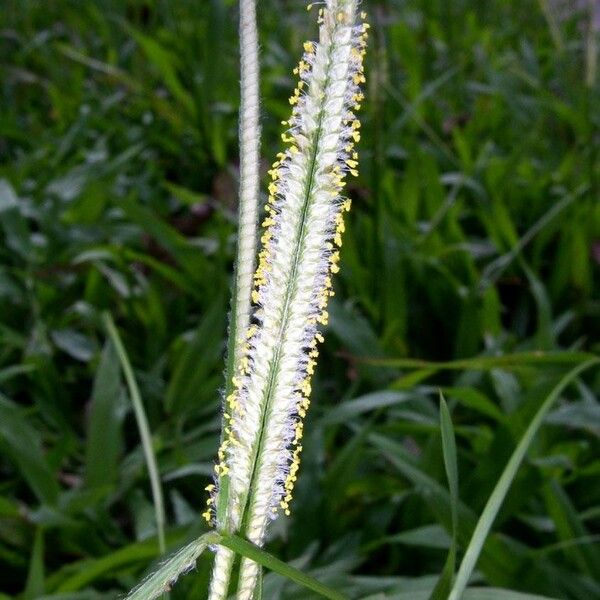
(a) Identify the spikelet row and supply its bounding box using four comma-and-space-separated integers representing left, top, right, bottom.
204, 0, 368, 545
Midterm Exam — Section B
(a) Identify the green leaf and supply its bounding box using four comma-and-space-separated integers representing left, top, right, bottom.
53, 539, 162, 592
103, 313, 166, 556
430, 394, 459, 599
320, 391, 413, 425
0, 363, 37, 384
219, 534, 347, 600
125, 533, 216, 600
0, 179, 34, 261
0, 495, 20, 518
36, 594, 106, 600
443, 387, 505, 422
440, 396, 459, 515
123, 23, 196, 117
164, 182, 208, 207
384, 589, 560, 600
50, 329, 95, 362
165, 299, 226, 413
24, 527, 45, 599
381, 524, 452, 550
545, 401, 600, 437
367, 351, 594, 372
478, 188, 582, 292
461, 592, 560, 600
121, 248, 202, 299
368, 431, 549, 587
118, 196, 202, 281
448, 358, 599, 600
85, 340, 124, 490
542, 479, 600, 578
124, 531, 345, 600
0, 396, 59, 505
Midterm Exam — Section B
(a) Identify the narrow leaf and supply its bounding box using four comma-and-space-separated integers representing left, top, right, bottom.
366, 351, 594, 371
85, 340, 123, 489
103, 312, 167, 555
430, 394, 459, 599
125, 533, 217, 600
23, 528, 45, 599
219, 534, 347, 600
448, 358, 599, 600
0, 396, 59, 505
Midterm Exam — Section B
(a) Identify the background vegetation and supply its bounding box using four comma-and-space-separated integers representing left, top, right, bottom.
1, 0, 599, 598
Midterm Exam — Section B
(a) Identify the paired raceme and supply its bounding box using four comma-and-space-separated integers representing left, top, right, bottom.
207, 1, 368, 597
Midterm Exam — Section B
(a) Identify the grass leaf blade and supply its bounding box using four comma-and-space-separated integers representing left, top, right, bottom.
219, 534, 347, 600
126, 533, 218, 600
449, 358, 599, 600
429, 393, 459, 599
103, 312, 167, 555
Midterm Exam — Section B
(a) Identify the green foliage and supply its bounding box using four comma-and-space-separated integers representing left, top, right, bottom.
0, 0, 598, 598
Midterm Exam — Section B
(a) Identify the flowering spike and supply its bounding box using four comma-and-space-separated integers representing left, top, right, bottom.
207, 1, 367, 598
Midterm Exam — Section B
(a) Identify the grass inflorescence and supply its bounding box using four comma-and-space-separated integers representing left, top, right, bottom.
0, 0, 598, 599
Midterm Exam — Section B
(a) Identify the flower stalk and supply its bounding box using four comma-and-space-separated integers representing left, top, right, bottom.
209, 0, 262, 596
207, 1, 368, 598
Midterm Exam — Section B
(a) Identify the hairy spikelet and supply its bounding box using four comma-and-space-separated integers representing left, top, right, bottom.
207, 1, 368, 597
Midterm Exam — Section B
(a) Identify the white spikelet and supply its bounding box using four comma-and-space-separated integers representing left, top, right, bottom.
207, 0, 368, 598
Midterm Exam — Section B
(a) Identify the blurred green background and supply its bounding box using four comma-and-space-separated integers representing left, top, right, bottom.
1, 0, 599, 598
